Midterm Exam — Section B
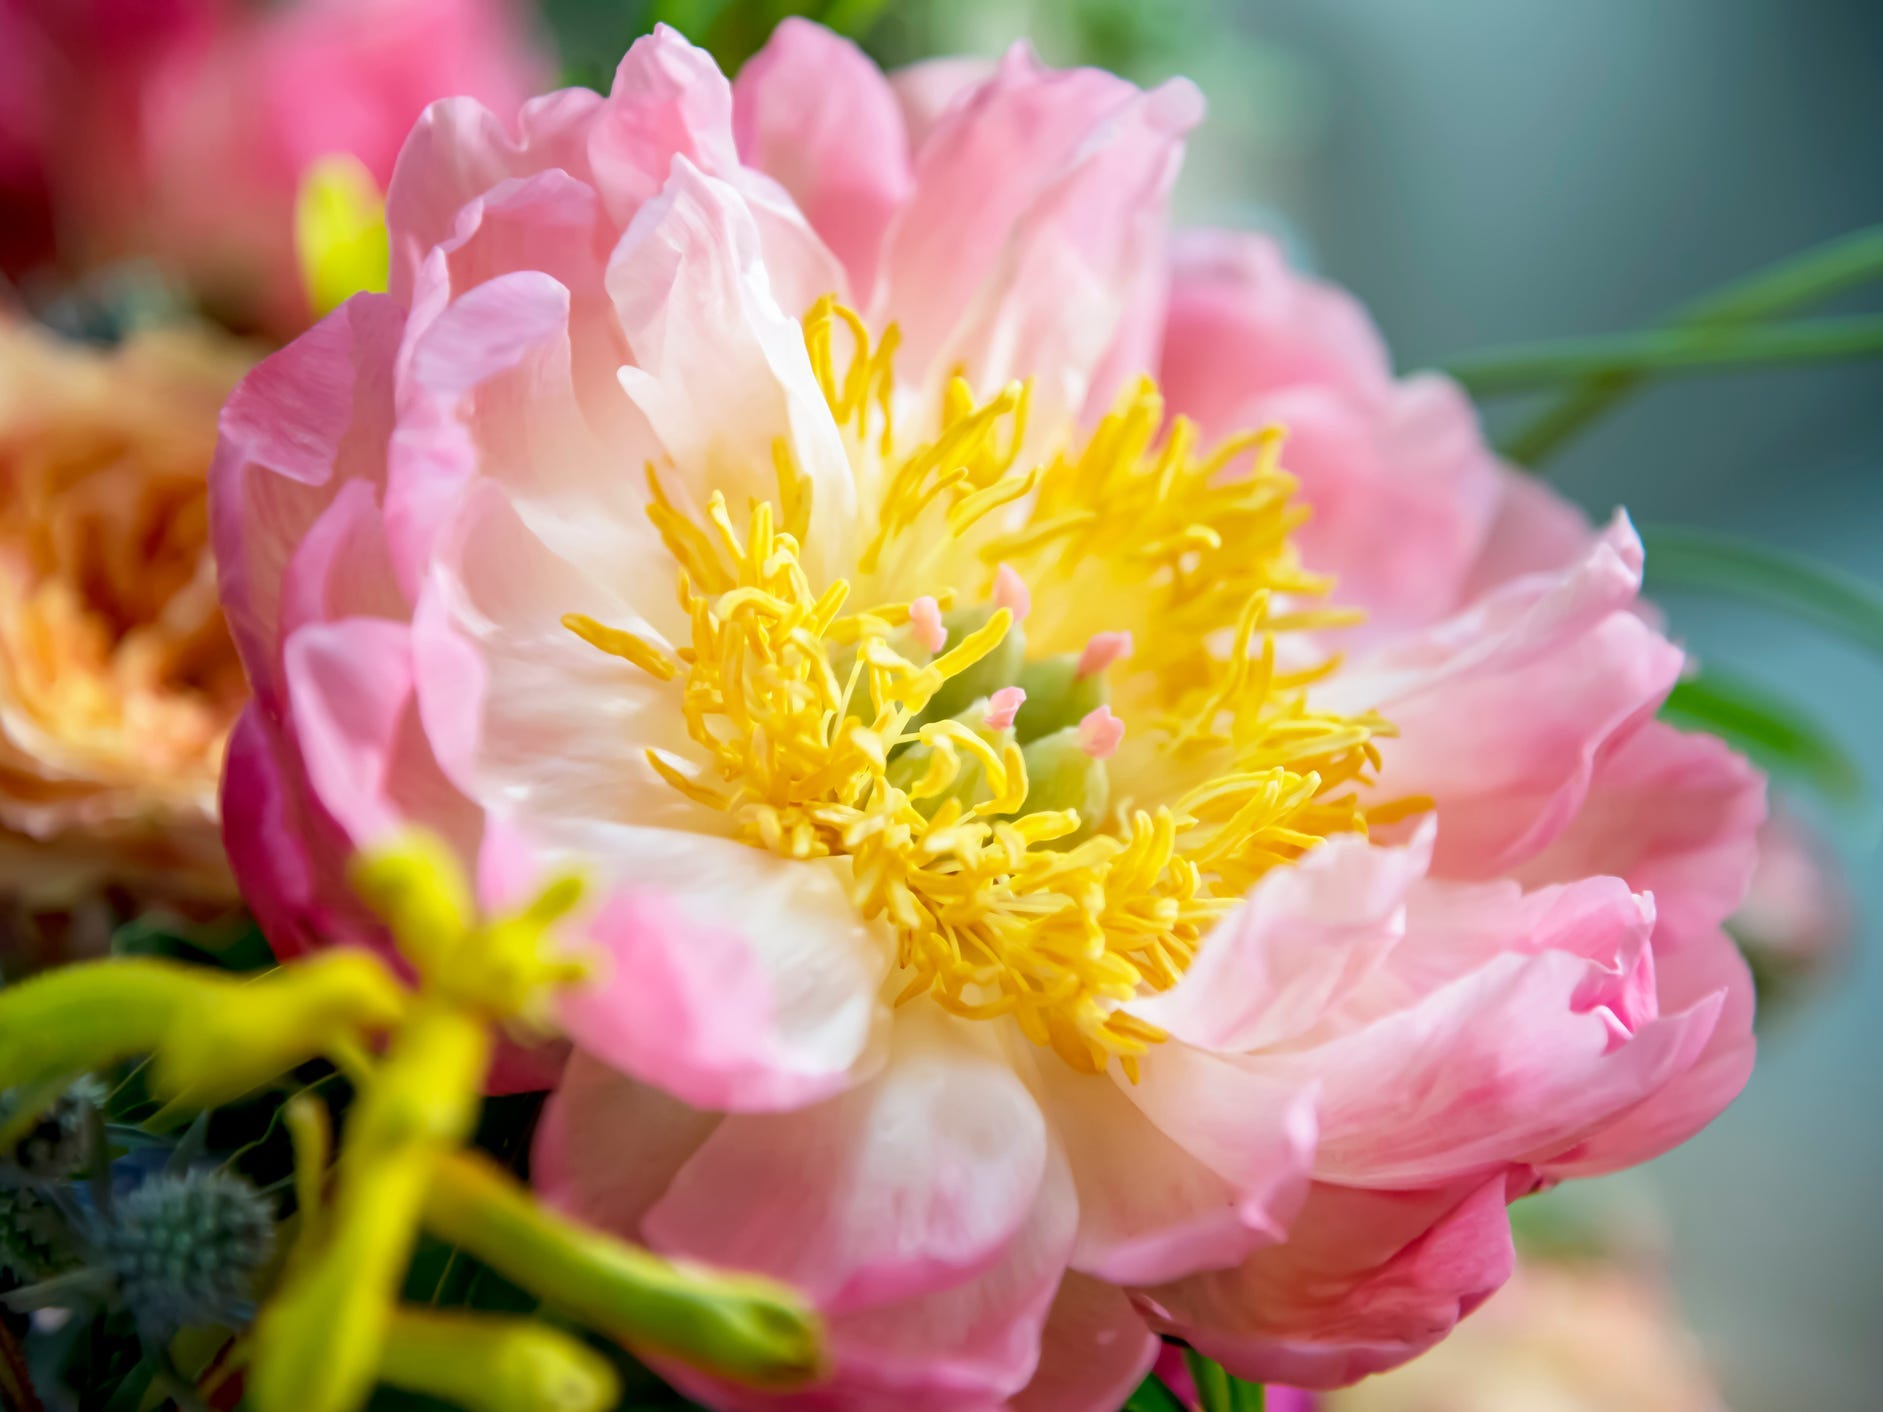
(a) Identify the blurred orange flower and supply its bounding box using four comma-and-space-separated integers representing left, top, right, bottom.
0, 319, 250, 904
1324, 1257, 1724, 1412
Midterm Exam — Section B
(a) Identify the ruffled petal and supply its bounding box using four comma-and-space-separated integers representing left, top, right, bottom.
878, 45, 1199, 422
1539, 926, 1756, 1178
1009, 1274, 1158, 1412
1516, 720, 1766, 947
606, 158, 858, 578
533, 1049, 726, 1235
1036, 1050, 1315, 1286
1326, 515, 1684, 876
1269, 885, 1722, 1186
1128, 827, 1429, 1052
734, 18, 913, 300
1144, 1175, 1519, 1390
211, 294, 406, 709
641, 1012, 1047, 1307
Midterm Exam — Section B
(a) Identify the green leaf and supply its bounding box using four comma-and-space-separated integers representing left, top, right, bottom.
1444, 315, 1883, 397
1182, 1349, 1265, 1412
1641, 525, 1883, 665
1126, 1372, 1189, 1412
1499, 224, 1883, 466
1660, 669, 1862, 804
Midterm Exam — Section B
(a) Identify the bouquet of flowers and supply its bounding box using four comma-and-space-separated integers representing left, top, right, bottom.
1, 3, 1873, 1409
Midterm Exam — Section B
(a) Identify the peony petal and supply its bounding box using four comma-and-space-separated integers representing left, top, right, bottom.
606, 158, 858, 578
543, 826, 891, 1107
878, 45, 1198, 420
1009, 1274, 1158, 1412
386, 85, 605, 301
413, 484, 696, 835
1327, 515, 1685, 876
1129, 827, 1429, 1052
734, 18, 914, 301
212, 294, 406, 709
1160, 229, 1394, 434
643, 1012, 1048, 1309
533, 1048, 726, 1236
280, 617, 480, 855
1539, 925, 1755, 1178
1145, 1175, 1519, 1390
1516, 720, 1766, 947
589, 26, 845, 312
1036, 1054, 1314, 1287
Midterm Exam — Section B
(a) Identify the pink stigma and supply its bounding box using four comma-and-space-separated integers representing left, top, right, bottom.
910, 596, 947, 654
1079, 705, 1125, 760
1077, 630, 1134, 679
993, 563, 1032, 622
983, 686, 1026, 732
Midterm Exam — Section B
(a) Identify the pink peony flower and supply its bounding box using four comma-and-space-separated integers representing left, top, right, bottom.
0, 0, 547, 331
210, 20, 1763, 1408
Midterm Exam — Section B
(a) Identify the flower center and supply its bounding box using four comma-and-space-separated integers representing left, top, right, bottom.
568, 300, 1416, 1075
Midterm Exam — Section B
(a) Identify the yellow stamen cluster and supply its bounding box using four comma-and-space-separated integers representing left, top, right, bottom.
570, 299, 1407, 1075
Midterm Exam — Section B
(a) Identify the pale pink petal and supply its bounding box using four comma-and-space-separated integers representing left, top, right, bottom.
1327, 516, 1685, 876
533, 1049, 726, 1236
1009, 1274, 1158, 1412
607, 158, 858, 577
556, 888, 839, 1112
659, 1144, 1081, 1412
1275, 940, 1721, 1187
280, 617, 480, 855
1158, 233, 1499, 632
890, 57, 997, 148
1517, 720, 1766, 947
414, 484, 695, 835
278, 479, 406, 648
1145, 1175, 1519, 1389
1035, 1054, 1313, 1286
878, 45, 1198, 419
387, 87, 606, 301
1160, 229, 1393, 435
643, 1012, 1048, 1308
1129, 827, 1429, 1052
1540, 926, 1755, 1178
546, 828, 892, 1109
734, 17, 914, 300
211, 294, 406, 709
590, 26, 845, 312
1459, 465, 1599, 599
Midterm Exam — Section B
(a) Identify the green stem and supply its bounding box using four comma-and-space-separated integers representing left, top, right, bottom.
1498, 224, 1883, 466
1446, 315, 1883, 396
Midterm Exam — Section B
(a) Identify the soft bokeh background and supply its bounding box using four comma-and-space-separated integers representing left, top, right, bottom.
877, 3, 1882, 1407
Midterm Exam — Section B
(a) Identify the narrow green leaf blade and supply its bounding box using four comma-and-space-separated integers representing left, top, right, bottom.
1642, 525, 1883, 665
1445, 315, 1883, 397
1500, 224, 1883, 467
1660, 669, 1862, 804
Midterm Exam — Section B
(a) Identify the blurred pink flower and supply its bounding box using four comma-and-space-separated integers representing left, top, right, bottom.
0, 0, 547, 331
1729, 807, 1851, 1006
210, 20, 1764, 1408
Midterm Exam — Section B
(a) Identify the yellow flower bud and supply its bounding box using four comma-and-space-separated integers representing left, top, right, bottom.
295, 154, 390, 317
425, 1152, 825, 1390
378, 1310, 621, 1412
